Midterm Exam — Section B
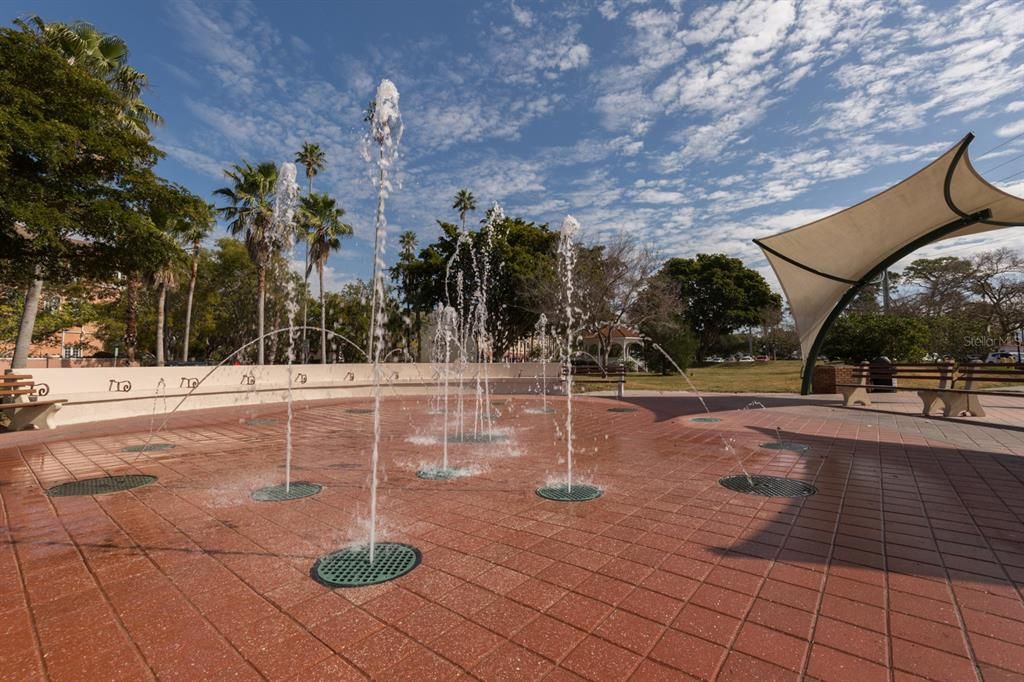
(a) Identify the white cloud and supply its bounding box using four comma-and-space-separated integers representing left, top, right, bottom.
996, 120, 1024, 138
1007, 101, 1024, 113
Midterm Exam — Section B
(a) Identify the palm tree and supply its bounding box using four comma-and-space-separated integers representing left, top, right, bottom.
452, 189, 477, 232
152, 265, 178, 367
295, 143, 325, 195
22, 16, 161, 137
300, 193, 353, 364
294, 143, 326, 361
214, 162, 281, 365
395, 231, 420, 358
180, 204, 215, 363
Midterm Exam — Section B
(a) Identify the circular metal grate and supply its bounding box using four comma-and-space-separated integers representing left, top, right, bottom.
121, 443, 176, 453
690, 417, 721, 423
245, 418, 278, 426
417, 468, 456, 480
759, 441, 809, 452
415, 467, 474, 480
251, 481, 322, 501
346, 408, 374, 415
719, 474, 816, 497
608, 407, 637, 413
312, 542, 420, 587
536, 483, 603, 502
46, 475, 157, 497
448, 432, 508, 444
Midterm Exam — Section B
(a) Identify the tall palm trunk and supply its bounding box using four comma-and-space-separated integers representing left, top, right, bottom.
257, 265, 266, 365
12, 278, 44, 369
319, 264, 327, 364
302, 174, 313, 363
125, 273, 141, 363
182, 240, 200, 363
156, 283, 167, 366
415, 310, 422, 362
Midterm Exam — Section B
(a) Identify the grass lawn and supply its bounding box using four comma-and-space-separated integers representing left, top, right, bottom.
577, 360, 805, 394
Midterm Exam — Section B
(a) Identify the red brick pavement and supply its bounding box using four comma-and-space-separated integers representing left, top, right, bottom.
2, 392, 1023, 680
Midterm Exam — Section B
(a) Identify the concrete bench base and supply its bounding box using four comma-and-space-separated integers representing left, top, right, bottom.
1, 400, 65, 430
837, 385, 871, 407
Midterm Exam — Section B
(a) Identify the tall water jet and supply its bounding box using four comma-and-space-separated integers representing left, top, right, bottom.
366, 79, 401, 563
311, 79, 420, 586
526, 313, 553, 414
276, 161, 302, 491
419, 306, 464, 479
471, 203, 501, 438
250, 162, 319, 502
536, 216, 601, 502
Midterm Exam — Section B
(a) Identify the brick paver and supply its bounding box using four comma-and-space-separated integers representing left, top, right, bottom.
2, 391, 1024, 680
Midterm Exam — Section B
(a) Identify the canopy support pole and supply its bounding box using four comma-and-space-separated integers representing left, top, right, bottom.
799, 209, 992, 395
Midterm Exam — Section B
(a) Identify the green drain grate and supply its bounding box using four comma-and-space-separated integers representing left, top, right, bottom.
251, 482, 322, 501
536, 483, 603, 502
312, 542, 420, 587
416, 467, 470, 480
759, 441, 809, 452
46, 475, 157, 497
245, 418, 278, 426
448, 432, 508, 444
690, 417, 721, 423
121, 443, 176, 453
608, 407, 638, 413
719, 474, 816, 497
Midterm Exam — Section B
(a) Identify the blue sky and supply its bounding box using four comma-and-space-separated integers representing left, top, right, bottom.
17, 0, 1024, 290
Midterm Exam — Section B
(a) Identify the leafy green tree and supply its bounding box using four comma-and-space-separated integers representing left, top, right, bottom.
662, 254, 781, 363
900, 256, 973, 318
1, 25, 167, 367
214, 161, 283, 364
299, 192, 352, 363
821, 313, 930, 363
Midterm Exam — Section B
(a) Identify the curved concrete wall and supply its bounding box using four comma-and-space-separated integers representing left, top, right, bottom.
17, 363, 562, 427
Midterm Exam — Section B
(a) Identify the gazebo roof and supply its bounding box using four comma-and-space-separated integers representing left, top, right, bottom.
755, 133, 1024, 393
582, 325, 643, 341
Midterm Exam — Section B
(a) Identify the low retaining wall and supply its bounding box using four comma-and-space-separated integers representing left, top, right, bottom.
811, 364, 855, 394
9, 363, 561, 428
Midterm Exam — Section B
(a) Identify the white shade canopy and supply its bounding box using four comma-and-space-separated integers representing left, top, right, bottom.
754, 134, 1024, 393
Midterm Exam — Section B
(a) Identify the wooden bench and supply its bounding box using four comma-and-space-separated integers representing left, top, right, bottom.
0, 374, 66, 430
932, 364, 1024, 417
835, 362, 955, 414
564, 364, 627, 398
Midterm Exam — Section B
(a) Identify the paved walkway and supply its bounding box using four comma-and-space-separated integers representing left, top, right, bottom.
1, 392, 1023, 680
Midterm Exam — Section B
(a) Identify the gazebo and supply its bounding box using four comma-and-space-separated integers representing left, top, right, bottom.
581, 325, 644, 364
754, 133, 1024, 394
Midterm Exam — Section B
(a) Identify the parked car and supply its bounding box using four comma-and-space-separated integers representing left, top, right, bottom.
755, 355, 770, 362
985, 352, 1018, 364
789, 350, 802, 360
738, 355, 755, 363
705, 355, 724, 363
922, 352, 940, 362
964, 354, 983, 363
